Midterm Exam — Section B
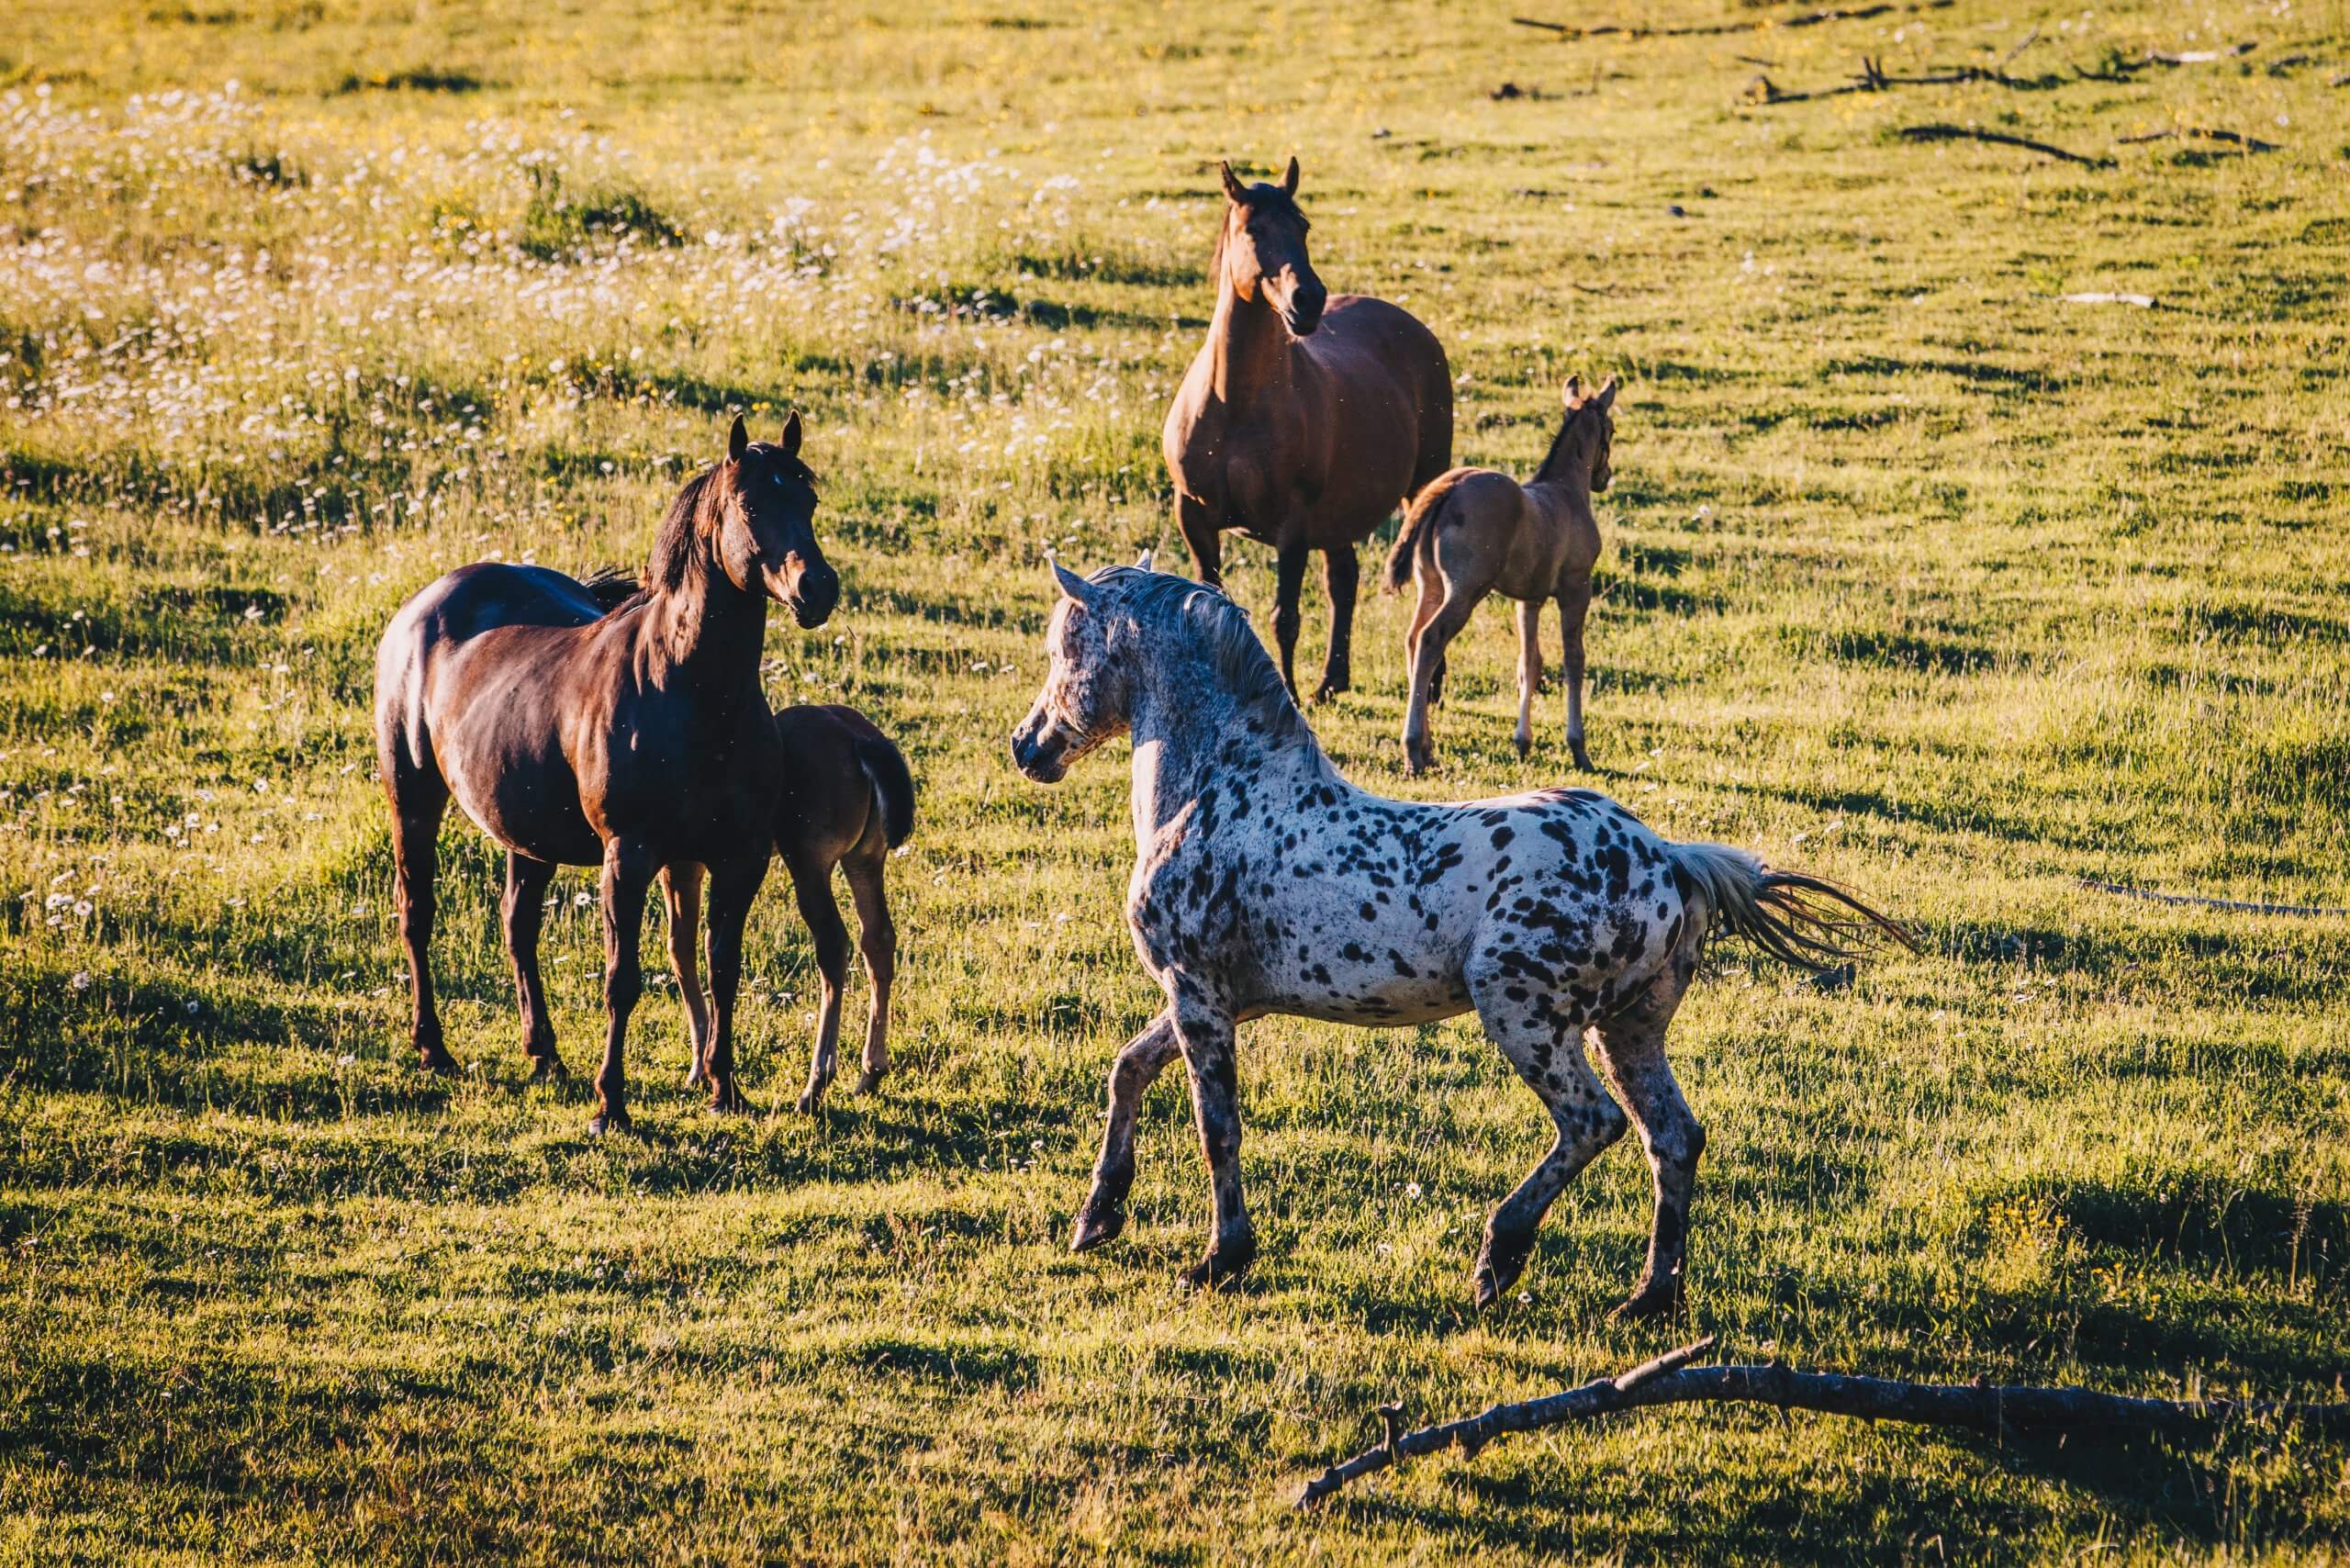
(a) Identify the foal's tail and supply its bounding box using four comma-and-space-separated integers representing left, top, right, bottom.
1669, 842, 1918, 970
854, 734, 917, 849
1382, 473, 1465, 595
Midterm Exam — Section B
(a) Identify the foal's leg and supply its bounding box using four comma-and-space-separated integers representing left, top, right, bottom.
1403, 589, 1478, 776
700, 853, 767, 1114
784, 844, 852, 1114
1513, 598, 1544, 761
1558, 573, 1595, 771
661, 864, 711, 1090
1590, 937, 1706, 1320
501, 851, 564, 1081
1271, 541, 1311, 699
1466, 959, 1628, 1306
1314, 544, 1360, 703
588, 838, 657, 1136
1169, 984, 1256, 1289
843, 835, 897, 1095
387, 775, 457, 1074
1070, 1008, 1181, 1253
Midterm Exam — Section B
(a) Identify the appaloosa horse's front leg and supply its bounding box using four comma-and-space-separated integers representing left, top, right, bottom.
1071, 1008, 1181, 1253
1271, 541, 1310, 699
501, 850, 565, 1081
1591, 935, 1706, 1320
700, 854, 767, 1114
662, 864, 712, 1091
1169, 987, 1256, 1289
589, 839, 657, 1136
1314, 545, 1360, 703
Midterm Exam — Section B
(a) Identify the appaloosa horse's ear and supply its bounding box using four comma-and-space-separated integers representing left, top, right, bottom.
1562, 375, 1583, 408
1220, 161, 1247, 204
1047, 552, 1099, 608
728, 414, 749, 462
1134, 548, 1154, 572
1281, 156, 1300, 197
1593, 375, 1618, 412
780, 409, 802, 457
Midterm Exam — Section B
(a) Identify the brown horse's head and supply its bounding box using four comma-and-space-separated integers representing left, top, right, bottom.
654, 414, 839, 628
1010, 555, 1144, 782
1214, 157, 1327, 337
1540, 375, 1619, 493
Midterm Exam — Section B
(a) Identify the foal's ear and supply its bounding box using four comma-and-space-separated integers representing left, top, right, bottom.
1220, 161, 1247, 204
1047, 552, 1099, 609
1562, 375, 1583, 408
1281, 155, 1300, 197
779, 409, 802, 457
1593, 375, 1618, 413
727, 414, 749, 462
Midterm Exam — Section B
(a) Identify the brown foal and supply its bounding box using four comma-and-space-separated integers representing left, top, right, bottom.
1383, 375, 1617, 776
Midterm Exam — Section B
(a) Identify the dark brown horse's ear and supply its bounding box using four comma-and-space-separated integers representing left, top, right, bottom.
780, 409, 802, 457
1220, 161, 1247, 204
1281, 156, 1300, 197
727, 414, 748, 462
1562, 375, 1583, 408
1593, 375, 1618, 412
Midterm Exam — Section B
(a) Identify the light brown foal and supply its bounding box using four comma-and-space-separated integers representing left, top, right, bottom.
1383, 375, 1617, 775
663, 703, 913, 1114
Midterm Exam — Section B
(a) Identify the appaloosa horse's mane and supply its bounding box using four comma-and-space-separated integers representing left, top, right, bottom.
1088, 566, 1308, 748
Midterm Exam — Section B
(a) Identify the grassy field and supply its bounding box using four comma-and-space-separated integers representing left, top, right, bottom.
2, 0, 2347, 1559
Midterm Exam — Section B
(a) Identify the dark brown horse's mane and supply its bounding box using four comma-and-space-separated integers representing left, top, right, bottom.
1532, 402, 1608, 487
644, 465, 727, 594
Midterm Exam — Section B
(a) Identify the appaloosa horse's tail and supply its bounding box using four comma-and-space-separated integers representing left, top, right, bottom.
1669, 843, 1918, 970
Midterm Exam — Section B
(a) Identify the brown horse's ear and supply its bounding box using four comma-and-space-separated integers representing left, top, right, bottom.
1220, 161, 1247, 204
1593, 375, 1618, 412
780, 409, 802, 457
1281, 155, 1300, 197
1562, 375, 1583, 408
727, 414, 748, 462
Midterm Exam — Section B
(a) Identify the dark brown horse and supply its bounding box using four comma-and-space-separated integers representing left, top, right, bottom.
1163, 157, 1453, 701
663, 703, 913, 1114
373, 415, 837, 1134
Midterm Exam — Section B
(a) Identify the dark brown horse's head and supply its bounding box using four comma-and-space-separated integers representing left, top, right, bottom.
1541, 375, 1619, 492
1215, 157, 1326, 337
655, 414, 838, 628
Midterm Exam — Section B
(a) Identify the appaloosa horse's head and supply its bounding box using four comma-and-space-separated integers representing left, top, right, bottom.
1214, 157, 1327, 337
1010, 555, 1146, 783
651, 413, 839, 629
1539, 375, 1618, 493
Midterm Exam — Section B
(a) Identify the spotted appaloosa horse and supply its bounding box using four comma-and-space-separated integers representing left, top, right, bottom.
1011, 558, 1911, 1316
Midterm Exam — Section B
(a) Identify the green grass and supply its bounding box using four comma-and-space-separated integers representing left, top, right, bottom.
2, 0, 2347, 1560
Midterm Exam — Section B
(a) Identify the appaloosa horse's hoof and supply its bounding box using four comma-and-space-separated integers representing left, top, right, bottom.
1183, 1236, 1258, 1292
1069, 1200, 1126, 1254
1473, 1226, 1538, 1308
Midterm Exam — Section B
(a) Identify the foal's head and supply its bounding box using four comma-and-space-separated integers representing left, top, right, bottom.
652, 414, 839, 629
1214, 157, 1327, 337
1538, 375, 1619, 493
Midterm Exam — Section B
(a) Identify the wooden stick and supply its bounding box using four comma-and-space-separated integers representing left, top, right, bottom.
1897, 123, 2114, 167
1295, 1339, 2350, 1508
2117, 127, 2282, 151
2077, 878, 2348, 919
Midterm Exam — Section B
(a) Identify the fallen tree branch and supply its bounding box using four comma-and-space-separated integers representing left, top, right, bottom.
1897, 123, 2114, 167
2078, 878, 2349, 919
1296, 1337, 2350, 1508
1511, 4, 1936, 39
2118, 126, 2282, 151
2147, 42, 2255, 65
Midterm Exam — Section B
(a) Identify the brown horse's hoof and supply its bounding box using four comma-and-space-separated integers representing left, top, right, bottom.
709, 1084, 753, 1115
1608, 1276, 1684, 1323
529, 1056, 568, 1084
586, 1110, 633, 1137
852, 1068, 885, 1096
792, 1083, 827, 1114
1069, 1200, 1126, 1254
1311, 678, 1349, 705
1571, 745, 1595, 773
419, 1047, 463, 1076
1182, 1235, 1258, 1292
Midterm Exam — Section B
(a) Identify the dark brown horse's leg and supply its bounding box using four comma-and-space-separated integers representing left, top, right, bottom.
700, 853, 767, 1115
1557, 572, 1595, 771
1271, 541, 1310, 698
662, 865, 711, 1090
588, 839, 656, 1136
501, 851, 565, 1081
843, 837, 896, 1096
784, 844, 850, 1114
388, 778, 458, 1074
1314, 544, 1359, 703
1177, 494, 1224, 588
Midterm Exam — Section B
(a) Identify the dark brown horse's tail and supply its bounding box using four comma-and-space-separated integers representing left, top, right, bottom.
854, 734, 917, 849
1669, 842, 1919, 971
1382, 476, 1460, 595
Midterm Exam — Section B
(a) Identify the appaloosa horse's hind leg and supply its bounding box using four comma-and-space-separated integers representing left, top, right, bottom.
501, 851, 565, 1081
589, 839, 657, 1136
386, 767, 458, 1074
1557, 572, 1595, 771
1314, 544, 1360, 703
1466, 956, 1628, 1306
661, 864, 712, 1090
842, 829, 897, 1095
699, 854, 767, 1115
785, 843, 852, 1114
1169, 986, 1256, 1290
1591, 928, 1707, 1320
1071, 1008, 1181, 1253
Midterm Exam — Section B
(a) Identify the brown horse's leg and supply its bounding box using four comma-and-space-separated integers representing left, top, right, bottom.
1314, 544, 1360, 703
1177, 493, 1224, 588
661, 864, 711, 1090
1071, 1008, 1181, 1253
1591, 931, 1705, 1320
843, 834, 897, 1096
588, 839, 656, 1136
1557, 573, 1595, 771
501, 851, 565, 1081
700, 853, 767, 1115
1403, 590, 1476, 776
1169, 985, 1255, 1290
1271, 541, 1310, 698
784, 844, 850, 1114
1512, 598, 1544, 761
388, 778, 457, 1074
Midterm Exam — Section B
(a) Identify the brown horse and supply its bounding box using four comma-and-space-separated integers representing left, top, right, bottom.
1384, 375, 1617, 776
373, 415, 837, 1134
662, 703, 913, 1114
1163, 157, 1453, 701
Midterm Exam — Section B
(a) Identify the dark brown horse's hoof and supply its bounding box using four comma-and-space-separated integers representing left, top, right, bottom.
1069, 1201, 1126, 1254
709, 1085, 753, 1115
419, 1047, 463, 1076
852, 1068, 885, 1096
1182, 1236, 1258, 1292
586, 1110, 634, 1137
529, 1056, 568, 1084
